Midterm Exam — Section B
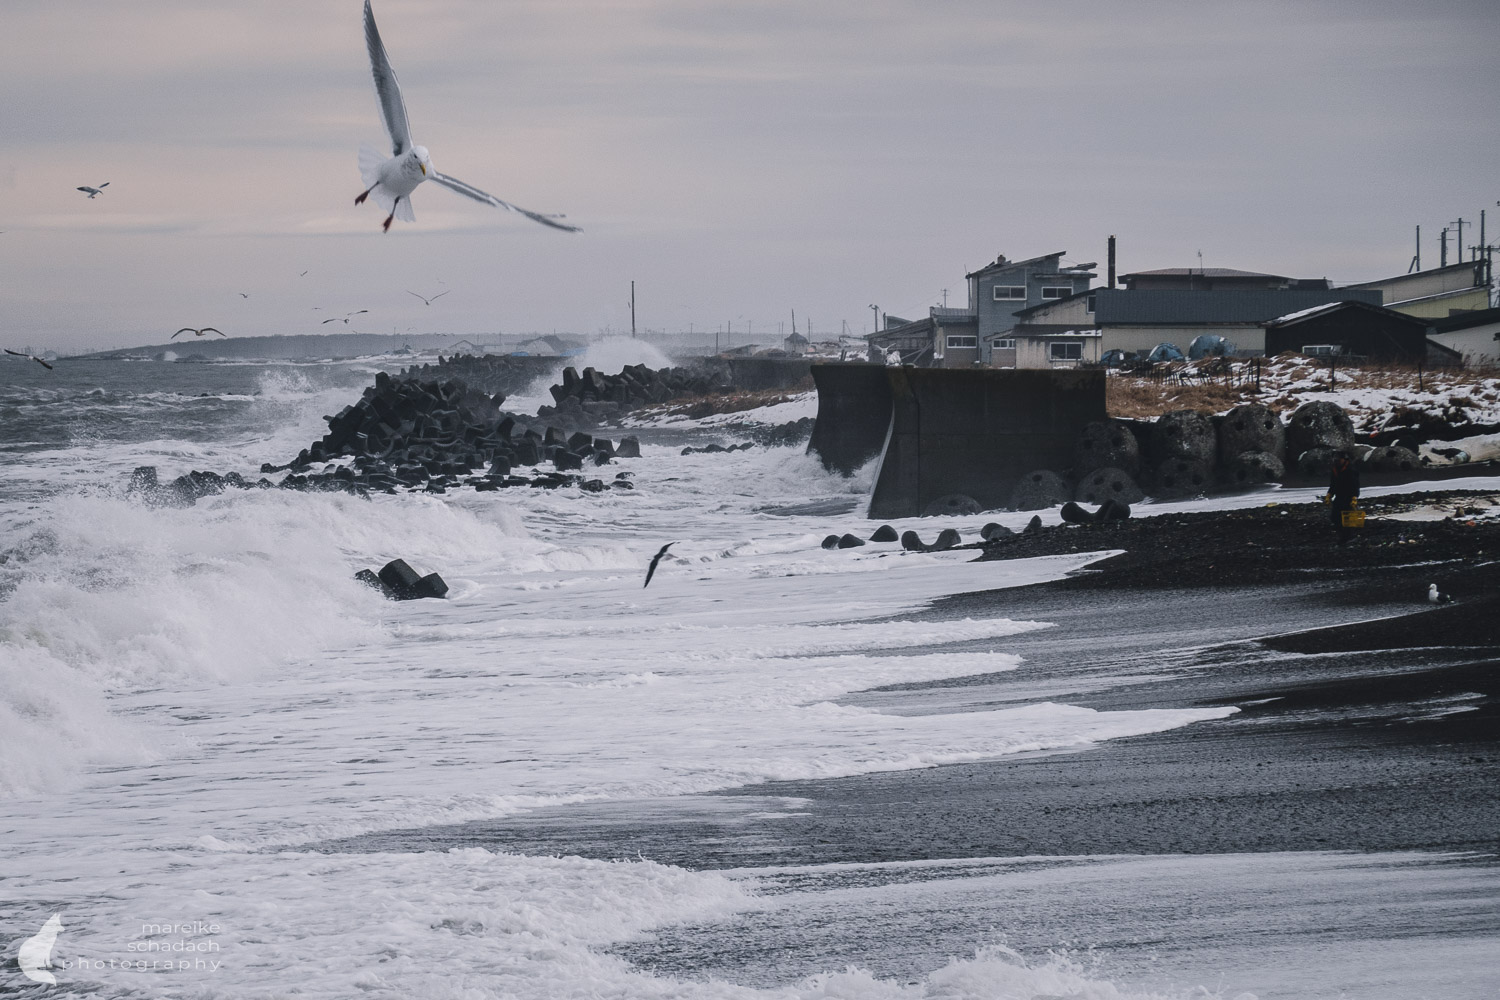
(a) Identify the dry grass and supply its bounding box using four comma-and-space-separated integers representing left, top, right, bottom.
1107, 379, 1254, 419
1105, 354, 1500, 424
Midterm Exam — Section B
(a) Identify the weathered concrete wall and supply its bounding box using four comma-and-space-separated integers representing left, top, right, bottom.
806, 363, 893, 475
869, 367, 1106, 518
718, 357, 813, 391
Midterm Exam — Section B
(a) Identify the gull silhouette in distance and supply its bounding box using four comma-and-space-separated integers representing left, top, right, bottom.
5, 348, 53, 370
77, 182, 109, 198
355, 1, 581, 234
643, 542, 676, 588
322, 310, 369, 326
407, 289, 449, 306
172, 327, 226, 339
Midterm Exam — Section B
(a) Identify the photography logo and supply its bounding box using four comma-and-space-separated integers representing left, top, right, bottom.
18, 913, 64, 985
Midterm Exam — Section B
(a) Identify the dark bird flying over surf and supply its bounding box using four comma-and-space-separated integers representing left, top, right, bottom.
4, 349, 53, 370
643, 543, 676, 588
172, 327, 226, 339
407, 289, 449, 306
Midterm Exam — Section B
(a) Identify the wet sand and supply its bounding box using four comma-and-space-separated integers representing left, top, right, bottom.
318, 518, 1500, 864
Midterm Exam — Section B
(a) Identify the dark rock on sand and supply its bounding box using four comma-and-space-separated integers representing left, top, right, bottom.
869, 524, 899, 542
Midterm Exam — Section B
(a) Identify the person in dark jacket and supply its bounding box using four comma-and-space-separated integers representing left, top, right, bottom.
1325, 453, 1361, 543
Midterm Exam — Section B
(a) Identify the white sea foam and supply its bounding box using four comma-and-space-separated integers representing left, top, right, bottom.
5, 359, 1476, 999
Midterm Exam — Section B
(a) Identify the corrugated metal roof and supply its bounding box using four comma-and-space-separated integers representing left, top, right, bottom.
965, 251, 1066, 279
1095, 288, 1382, 324
1121, 267, 1287, 279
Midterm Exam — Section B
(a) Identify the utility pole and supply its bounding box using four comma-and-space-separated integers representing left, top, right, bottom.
1450, 218, 1467, 262
869, 303, 879, 334
1409, 225, 1420, 273
630, 281, 636, 338
1441, 228, 1449, 268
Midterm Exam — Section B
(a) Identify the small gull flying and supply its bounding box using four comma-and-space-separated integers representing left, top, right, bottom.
172, 327, 226, 340
407, 289, 449, 306
76, 182, 109, 198
322, 310, 369, 326
355, 1, 580, 234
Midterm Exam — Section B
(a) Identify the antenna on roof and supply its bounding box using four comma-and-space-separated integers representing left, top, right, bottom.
1197, 250, 1204, 275
1409, 225, 1421, 273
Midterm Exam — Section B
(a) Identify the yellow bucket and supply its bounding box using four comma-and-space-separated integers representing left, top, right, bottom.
1341, 510, 1365, 528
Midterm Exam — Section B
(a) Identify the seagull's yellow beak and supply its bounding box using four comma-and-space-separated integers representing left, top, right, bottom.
420, 163, 427, 176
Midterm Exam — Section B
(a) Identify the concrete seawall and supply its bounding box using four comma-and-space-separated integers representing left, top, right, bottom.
806, 363, 894, 475
868, 368, 1106, 518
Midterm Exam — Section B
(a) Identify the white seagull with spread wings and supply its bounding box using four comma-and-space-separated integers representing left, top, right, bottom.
355, 1, 580, 235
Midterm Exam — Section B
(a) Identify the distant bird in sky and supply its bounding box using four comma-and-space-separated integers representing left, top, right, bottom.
355, 0, 580, 234
76, 182, 109, 198
238, 292, 250, 299
407, 289, 449, 306
322, 310, 369, 325
4, 348, 53, 370
1428, 583, 1453, 604
172, 327, 226, 339
643, 542, 676, 588
299, 270, 309, 276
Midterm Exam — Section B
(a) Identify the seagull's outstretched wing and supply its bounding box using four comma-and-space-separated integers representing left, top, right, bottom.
172, 328, 193, 339
203, 328, 226, 338
429, 171, 581, 232
363, 1, 413, 157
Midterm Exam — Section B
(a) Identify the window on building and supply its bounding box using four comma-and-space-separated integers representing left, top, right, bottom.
1087, 294, 1096, 312
1303, 344, 1342, 357
945, 335, 977, 348
992, 338, 1016, 350
1048, 341, 1083, 361
993, 286, 1026, 301
1041, 286, 1073, 300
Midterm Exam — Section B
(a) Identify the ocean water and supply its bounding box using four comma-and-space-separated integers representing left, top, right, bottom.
1, 354, 1494, 998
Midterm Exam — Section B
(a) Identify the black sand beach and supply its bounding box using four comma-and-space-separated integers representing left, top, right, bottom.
320, 492, 1500, 868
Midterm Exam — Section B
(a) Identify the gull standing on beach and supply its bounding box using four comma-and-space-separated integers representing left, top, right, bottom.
355, 1, 581, 235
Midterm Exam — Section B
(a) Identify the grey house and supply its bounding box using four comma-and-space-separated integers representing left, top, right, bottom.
867, 251, 1095, 366
968, 252, 1096, 363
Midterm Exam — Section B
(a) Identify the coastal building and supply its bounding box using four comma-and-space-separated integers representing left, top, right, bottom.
866, 251, 1094, 367
1427, 306, 1500, 366
1092, 286, 1383, 356
1260, 300, 1434, 363
994, 289, 1102, 368
1344, 260, 1490, 319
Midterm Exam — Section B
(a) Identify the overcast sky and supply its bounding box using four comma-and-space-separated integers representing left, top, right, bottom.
2, 0, 1496, 352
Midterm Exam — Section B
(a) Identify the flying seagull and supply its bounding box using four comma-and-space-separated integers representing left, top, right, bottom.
643, 542, 676, 589
4, 348, 53, 370
77, 182, 109, 198
355, 0, 581, 234
322, 310, 369, 325
172, 327, 226, 339
238, 292, 250, 299
1428, 583, 1453, 604
407, 289, 449, 306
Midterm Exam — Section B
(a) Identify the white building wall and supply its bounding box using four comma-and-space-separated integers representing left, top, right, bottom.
1429, 322, 1500, 367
